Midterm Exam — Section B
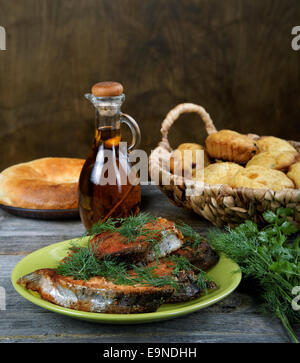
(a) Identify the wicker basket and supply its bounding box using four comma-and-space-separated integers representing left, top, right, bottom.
149, 103, 300, 227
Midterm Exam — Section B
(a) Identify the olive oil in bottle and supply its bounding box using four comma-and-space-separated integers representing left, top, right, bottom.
79, 82, 141, 230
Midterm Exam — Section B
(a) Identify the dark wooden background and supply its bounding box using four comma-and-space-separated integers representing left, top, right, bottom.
0, 0, 300, 170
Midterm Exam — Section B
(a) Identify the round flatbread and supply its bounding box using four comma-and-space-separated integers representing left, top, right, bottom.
0, 157, 85, 209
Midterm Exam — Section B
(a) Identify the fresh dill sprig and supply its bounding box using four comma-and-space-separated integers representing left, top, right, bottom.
175, 222, 206, 251
207, 208, 300, 343
168, 255, 208, 292
117, 213, 156, 243
84, 217, 118, 236
56, 245, 102, 280
96, 258, 133, 285
84, 213, 159, 243
130, 265, 179, 289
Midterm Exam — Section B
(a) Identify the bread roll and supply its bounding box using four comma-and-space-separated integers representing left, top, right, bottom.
256, 136, 296, 153
206, 130, 258, 163
192, 162, 243, 186
231, 166, 294, 191
246, 151, 299, 171
287, 162, 300, 188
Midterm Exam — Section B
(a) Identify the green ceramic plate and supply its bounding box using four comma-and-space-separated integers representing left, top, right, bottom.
11, 237, 241, 324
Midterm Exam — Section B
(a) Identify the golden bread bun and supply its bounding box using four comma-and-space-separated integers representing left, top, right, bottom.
246, 151, 299, 171
0, 158, 85, 209
256, 136, 296, 153
205, 130, 258, 163
192, 162, 244, 186
287, 162, 300, 188
177, 143, 210, 167
231, 166, 294, 191
170, 143, 209, 177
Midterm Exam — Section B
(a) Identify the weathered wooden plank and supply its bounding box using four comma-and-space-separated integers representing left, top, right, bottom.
0, 236, 82, 256
0, 213, 84, 237
0, 330, 293, 344
0, 310, 297, 343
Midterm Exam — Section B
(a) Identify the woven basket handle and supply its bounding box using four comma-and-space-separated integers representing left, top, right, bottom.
160, 103, 217, 151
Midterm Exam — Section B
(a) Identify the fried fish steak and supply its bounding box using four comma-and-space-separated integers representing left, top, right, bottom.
231, 165, 295, 190
89, 231, 151, 264
89, 217, 184, 264
206, 130, 258, 164
130, 259, 217, 303
17, 258, 217, 312
17, 268, 174, 314
171, 240, 219, 271
246, 151, 299, 171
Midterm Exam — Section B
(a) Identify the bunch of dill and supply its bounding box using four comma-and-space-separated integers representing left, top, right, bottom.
207, 207, 300, 343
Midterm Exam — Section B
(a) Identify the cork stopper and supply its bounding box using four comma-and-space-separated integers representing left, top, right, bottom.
91, 81, 124, 97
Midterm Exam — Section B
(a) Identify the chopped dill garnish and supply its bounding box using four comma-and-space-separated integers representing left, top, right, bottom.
168, 255, 208, 292
85, 217, 118, 236
130, 265, 178, 289
97, 259, 133, 285
56, 242, 179, 288
117, 213, 157, 244
56, 241, 211, 293
175, 222, 206, 251
57, 214, 214, 300
82, 213, 160, 244
56, 245, 102, 280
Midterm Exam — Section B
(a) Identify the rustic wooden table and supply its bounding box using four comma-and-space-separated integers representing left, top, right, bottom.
0, 185, 299, 343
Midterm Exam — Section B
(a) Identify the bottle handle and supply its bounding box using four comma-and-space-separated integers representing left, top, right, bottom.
120, 113, 141, 151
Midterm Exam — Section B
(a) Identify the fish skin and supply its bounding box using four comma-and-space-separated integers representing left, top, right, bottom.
17, 269, 174, 314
